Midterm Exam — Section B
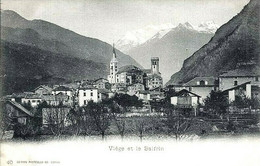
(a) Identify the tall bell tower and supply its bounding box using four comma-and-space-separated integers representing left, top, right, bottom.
108, 44, 118, 83
151, 57, 159, 75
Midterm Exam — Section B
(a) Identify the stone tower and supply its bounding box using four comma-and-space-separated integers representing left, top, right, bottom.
151, 57, 159, 74
108, 44, 118, 83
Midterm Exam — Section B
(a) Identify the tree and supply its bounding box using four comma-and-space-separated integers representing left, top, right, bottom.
0, 102, 15, 140
231, 96, 260, 109
164, 110, 194, 141
13, 117, 41, 139
66, 107, 92, 136
204, 90, 229, 116
134, 118, 147, 142
42, 107, 69, 137
113, 93, 143, 111
85, 101, 110, 140
108, 102, 127, 141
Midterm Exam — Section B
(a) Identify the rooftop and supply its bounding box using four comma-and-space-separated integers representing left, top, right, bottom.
174, 89, 201, 97
52, 86, 71, 91
34, 85, 52, 92
183, 77, 217, 87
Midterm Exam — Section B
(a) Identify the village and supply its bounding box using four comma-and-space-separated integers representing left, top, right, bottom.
1, 45, 259, 140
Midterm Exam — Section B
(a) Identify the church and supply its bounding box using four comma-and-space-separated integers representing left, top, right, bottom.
107, 45, 163, 91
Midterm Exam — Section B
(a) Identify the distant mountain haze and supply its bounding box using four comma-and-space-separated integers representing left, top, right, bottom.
166, 0, 260, 85
124, 22, 218, 82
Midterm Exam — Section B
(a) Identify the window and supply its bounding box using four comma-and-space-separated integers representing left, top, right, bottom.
90, 92, 93, 96
84, 100, 87, 105
234, 81, 238, 86
255, 77, 259, 81
32, 100, 36, 103
189, 87, 192, 91
83, 92, 86, 96
200, 80, 205, 86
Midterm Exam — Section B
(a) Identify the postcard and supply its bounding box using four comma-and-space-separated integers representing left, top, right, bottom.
1, 0, 260, 166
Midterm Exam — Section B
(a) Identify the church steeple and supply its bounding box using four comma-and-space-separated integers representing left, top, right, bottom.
108, 43, 118, 84
112, 43, 117, 59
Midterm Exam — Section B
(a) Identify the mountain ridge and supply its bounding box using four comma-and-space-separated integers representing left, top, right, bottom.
166, 0, 260, 85
1, 10, 142, 69
126, 22, 216, 82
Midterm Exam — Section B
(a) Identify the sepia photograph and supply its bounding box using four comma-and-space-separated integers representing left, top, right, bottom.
0, 0, 260, 165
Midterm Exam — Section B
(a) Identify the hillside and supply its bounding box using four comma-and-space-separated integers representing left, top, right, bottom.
127, 22, 215, 82
166, 0, 260, 85
0, 41, 107, 95
1, 10, 141, 69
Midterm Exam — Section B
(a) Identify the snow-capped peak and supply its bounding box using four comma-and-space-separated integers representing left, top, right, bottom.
196, 21, 219, 33
116, 21, 219, 53
116, 23, 175, 52
176, 22, 194, 30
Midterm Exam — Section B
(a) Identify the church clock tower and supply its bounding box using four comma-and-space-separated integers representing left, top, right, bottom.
108, 44, 118, 84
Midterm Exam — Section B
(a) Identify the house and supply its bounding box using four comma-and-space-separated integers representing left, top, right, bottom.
21, 93, 42, 107
34, 85, 52, 95
52, 86, 73, 97
115, 65, 145, 85
222, 81, 252, 103
170, 89, 200, 116
98, 89, 114, 99
183, 77, 218, 101
136, 90, 151, 102
93, 78, 111, 90
41, 94, 73, 106
78, 86, 107, 106
9, 92, 33, 103
146, 74, 163, 90
219, 67, 260, 91
149, 87, 164, 101
111, 83, 127, 92
3, 100, 34, 125
127, 83, 145, 96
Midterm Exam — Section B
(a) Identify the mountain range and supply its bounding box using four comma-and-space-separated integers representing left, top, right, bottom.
166, 0, 260, 85
0, 10, 141, 95
125, 22, 218, 82
116, 21, 219, 53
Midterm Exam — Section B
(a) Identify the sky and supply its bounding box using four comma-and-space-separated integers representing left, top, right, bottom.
2, 0, 250, 44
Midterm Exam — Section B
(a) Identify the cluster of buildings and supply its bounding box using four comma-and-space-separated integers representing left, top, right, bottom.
1, 46, 260, 126
170, 66, 260, 114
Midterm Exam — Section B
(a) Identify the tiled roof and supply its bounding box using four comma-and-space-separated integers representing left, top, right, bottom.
11, 92, 34, 98
24, 93, 42, 99
138, 90, 150, 94
94, 78, 108, 83
98, 89, 111, 94
79, 85, 97, 90
222, 81, 251, 93
183, 77, 217, 87
174, 89, 201, 97
34, 85, 52, 92
7, 100, 34, 117
52, 86, 71, 91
